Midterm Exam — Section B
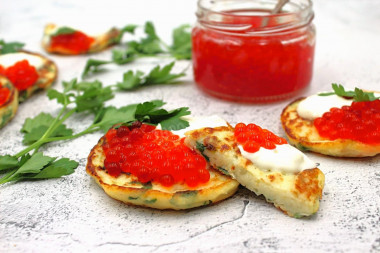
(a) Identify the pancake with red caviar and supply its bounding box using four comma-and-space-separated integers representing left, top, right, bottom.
184, 123, 325, 218
42, 23, 121, 55
0, 76, 18, 128
281, 95, 380, 157
0, 51, 57, 101
86, 122, 239, 210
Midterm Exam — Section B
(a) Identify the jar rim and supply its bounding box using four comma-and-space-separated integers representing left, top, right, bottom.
196, 0, 314, 34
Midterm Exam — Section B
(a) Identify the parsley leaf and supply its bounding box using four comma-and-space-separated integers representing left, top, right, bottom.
115, 62, 184, 91
134, 21, 165, 55
158, 107, 191, 130
112, 48, 137, 65
135, 101, 162, 117
19, 154, 31, 167
144, 62, 185, 85
354, 87, 377, 102
332, 83, 355, 97
74, 82, 114, 113
16, 152, 55, 174
81, 22, 192, 79
120, 24, 138, 34
62, 78, 78, 93
113, 24, 138, 44
93, 99, 189, 132
22, 126, 73, 145
30, 158, 78, 179
0, 154, 78, 184
21, 113, 73, 145
150, 100, 166, 108
94, 105, 138, 132
115, 70, 144, 90
319, 83, 379, 102
170, 24, 192, 60
0, 155, 19, 172
145, 21, 160, 41
122, 22, 165, 56
82, 59, 111, 78
0, 39, 25, 54
51, 27, 76, 37
134, 100, 190, 130
47, 89, 67, 105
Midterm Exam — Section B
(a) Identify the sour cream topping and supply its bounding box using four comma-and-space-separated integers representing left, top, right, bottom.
238, 144, 316, 174
297, 94, 353, 121
158, 115, 228, 137
0, 52, 44, 69
160, 115, 316, 173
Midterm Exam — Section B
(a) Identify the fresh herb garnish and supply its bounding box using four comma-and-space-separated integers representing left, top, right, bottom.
111, 48, 137, 65
112, 24, 138, 44
128, 21, 166, 55
353, 87, 378, 102
0, 152, 78, 184
82, 22, 192, 78
134, 101, 190, 130
319, 83, 379, 102
21, 112, 73, 145
82, 59, 112, 78
51, 27, 76, 37
0, 71, 190, 185
170, 24, 192, 60
0, 39, 25, 54
115, 62, 185, 91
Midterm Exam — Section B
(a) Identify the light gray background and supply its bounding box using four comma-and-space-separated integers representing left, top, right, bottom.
0, 0, 379, 252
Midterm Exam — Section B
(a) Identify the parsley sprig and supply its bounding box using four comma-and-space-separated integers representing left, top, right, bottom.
0, 39, 25, 54
0, 65, 189, 185
50, 27, 77, 37
82, 61, 186, 90
82, 22, 192, 78
114, 62, 186, 91
319, 83, 379, 102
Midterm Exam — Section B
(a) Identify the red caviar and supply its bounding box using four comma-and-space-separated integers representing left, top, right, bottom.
192, 1, 315, 103
51, 31, 95, 54
102, 123, 210, 188
0, 60, 38, 91
234, 123, 287, 153
0, 84, 10, 106
314, 100, 380, 144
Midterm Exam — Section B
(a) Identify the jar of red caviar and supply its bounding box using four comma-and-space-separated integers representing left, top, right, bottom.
192, 0, 316, 103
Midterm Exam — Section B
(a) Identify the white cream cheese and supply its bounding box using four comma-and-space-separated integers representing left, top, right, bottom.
157, 115, 228, 137
238, 144, 316, 174
297, 94, 353, 121
0, 52, 44, 69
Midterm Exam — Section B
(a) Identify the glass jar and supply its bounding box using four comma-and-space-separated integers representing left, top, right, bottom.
192, 0, 316, 103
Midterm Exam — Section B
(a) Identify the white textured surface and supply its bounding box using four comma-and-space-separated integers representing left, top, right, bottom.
0, 0, 379, 252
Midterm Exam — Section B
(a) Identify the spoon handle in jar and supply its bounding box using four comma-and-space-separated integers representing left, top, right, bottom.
271, 0, 290, 14
261, 0, 290, 27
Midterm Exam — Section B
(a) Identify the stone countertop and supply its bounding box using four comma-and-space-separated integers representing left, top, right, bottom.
0, 0, 379, 252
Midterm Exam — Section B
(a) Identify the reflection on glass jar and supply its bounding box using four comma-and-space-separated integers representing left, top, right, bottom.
192, 0, 316, 103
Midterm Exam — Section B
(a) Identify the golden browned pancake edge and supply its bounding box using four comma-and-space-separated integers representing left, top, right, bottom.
0, 76, 18, 128
86, 136, 239, 210
42, 23, 121, 55
281, 98, 380, 157
185, 126, 325, 218
13, 50, 58, 101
